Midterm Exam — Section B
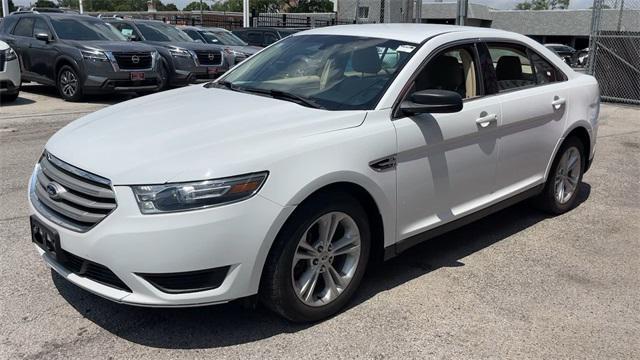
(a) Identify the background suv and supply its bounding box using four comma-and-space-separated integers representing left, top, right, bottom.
0, 12, 162, 101
232, 27, 304, 47
0, 40, 21, 102
104, 18, 227, 86
180, 26, 260, 66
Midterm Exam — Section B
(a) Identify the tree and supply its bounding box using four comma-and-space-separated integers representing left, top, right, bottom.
290, 0, 334, 12
514, 0, 570, 10
158, 3, 179, 11
183, 1, 211, 11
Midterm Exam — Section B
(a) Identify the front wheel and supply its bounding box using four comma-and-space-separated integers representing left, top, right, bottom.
536, 137, 585, 214
260, 193, 370, 322
57, 65, 83, 101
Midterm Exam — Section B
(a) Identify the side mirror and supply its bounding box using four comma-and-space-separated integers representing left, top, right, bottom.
35, 33, 51, 43
400, 89, 463, 115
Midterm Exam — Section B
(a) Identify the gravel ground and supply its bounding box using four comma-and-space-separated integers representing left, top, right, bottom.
1, 85, 639, 359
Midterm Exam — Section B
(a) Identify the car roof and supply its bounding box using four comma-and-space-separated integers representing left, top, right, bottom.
298, 24, 507, 44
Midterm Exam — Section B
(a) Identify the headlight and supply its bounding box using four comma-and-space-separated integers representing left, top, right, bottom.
169, 48, 192, 58
131, 172, 268, 214
4, 47, 17, 61
223, 48, 242, 56
81, 49, 109, 62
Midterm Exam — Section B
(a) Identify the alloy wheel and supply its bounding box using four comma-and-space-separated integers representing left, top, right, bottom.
554, 146, 581, 204
60, 70, 78, 98
291, 211, 361, 307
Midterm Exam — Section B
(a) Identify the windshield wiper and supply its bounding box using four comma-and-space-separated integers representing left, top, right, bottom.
268, 90, 326, 110
206, 80, 235, 90
237, 86, 325, 109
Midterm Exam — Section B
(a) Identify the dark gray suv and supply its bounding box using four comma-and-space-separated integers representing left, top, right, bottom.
104, 18, 228, 86
0, 12, 162, 101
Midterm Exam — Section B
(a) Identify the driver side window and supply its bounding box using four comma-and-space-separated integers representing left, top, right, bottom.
414, 45, 479, 99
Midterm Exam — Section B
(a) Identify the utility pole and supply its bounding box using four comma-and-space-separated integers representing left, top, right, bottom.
2, 0, 9, 17
456, 0, 468, 26
79, 0, 84, 14
415, 0, 422, 23
243, 0, 250, 27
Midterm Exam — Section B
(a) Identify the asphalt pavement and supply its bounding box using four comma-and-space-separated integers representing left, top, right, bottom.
1, 85, 639, 359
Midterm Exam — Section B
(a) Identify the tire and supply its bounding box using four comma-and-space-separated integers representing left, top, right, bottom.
260, 192, 371, 322
57, 65, 83, 102
1, 90, 19, 102
157, 62, 169, 91
535, 136, 585, 214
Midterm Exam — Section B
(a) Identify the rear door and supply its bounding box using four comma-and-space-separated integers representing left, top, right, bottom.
480, 41, 570, 194
9, 17, 35, 76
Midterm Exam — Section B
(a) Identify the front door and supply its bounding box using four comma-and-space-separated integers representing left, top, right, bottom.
394, 43, 502, 241
28, 18, 57, 83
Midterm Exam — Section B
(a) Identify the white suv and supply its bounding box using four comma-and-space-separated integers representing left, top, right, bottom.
0, 40, 20, 102
29, 24, 599, 322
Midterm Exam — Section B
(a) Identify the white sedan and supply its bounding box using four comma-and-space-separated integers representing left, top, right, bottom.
29, 24, 599, 322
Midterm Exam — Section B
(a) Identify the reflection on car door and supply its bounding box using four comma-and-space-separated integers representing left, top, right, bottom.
481, 42, 569, 194
393, 43, 502, 242
29, 18, 57, 83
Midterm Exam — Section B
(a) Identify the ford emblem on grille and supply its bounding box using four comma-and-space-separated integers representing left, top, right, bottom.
208, 53, 215, 61
46, 182, 66, 200
131, 55, 140, 64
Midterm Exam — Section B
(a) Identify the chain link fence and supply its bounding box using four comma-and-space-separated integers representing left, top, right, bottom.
588, 0, 640, 104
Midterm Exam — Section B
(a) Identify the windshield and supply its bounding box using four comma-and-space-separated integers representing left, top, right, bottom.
220, 35, 417, 110
201, 30, 247, 46
136, 22, 193, 42
51, 18, 126, 41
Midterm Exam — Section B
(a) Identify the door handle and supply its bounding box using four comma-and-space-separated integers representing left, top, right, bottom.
476, 113, 498, 128
551, 97, 566, 109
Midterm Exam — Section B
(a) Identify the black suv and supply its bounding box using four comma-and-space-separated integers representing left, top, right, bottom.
231, 27, 304, 47
104, 18, 227, 86
0, 12, 162, 101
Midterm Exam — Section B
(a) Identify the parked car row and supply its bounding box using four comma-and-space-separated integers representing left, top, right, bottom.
0, 10, 273, 102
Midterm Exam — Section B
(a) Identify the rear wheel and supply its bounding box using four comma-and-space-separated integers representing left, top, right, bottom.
57, 65, 83, 102
536, 137, 585, 214
261, 192, 370, 322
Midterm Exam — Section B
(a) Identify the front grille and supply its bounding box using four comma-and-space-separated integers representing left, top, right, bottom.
138, 266, 230, 294
194, 50, 223, 66
62, 250, 131, 292
112, 51, 153, 70
31, 152, 116, 232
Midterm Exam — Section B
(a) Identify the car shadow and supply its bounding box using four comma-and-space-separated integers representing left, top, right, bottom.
52, 183, 591, 349
20, 83, 136, 104
1, 96, 36, 107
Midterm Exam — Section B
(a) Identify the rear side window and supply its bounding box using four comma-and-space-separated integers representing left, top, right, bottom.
528, 50, 565, 84
13, 17, 35, 37
264, 32, 278, 45
486, 43, 536, 92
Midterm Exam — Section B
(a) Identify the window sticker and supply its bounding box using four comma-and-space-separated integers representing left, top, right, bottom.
397, 45, 416, 53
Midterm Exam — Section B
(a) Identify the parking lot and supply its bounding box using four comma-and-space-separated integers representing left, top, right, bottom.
1, 86, 639, 359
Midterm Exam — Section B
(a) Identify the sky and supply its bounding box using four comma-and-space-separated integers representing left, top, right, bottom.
12, 0, 597, 11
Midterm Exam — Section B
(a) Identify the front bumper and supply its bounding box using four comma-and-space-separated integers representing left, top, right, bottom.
29, 180, 294, 307
0, 58, 21, 94
82, 59, 161, 94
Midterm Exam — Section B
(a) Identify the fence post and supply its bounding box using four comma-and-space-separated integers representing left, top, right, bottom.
283, 14, 287, 27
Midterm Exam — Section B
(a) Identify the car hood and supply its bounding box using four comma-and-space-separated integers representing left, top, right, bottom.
67, 40, 156, 53
226, 45, 261, 55
45, 85, 366, 185
146, 41, 223, 52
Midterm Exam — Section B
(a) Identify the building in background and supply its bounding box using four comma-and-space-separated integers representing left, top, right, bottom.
337, 1, 640, 49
